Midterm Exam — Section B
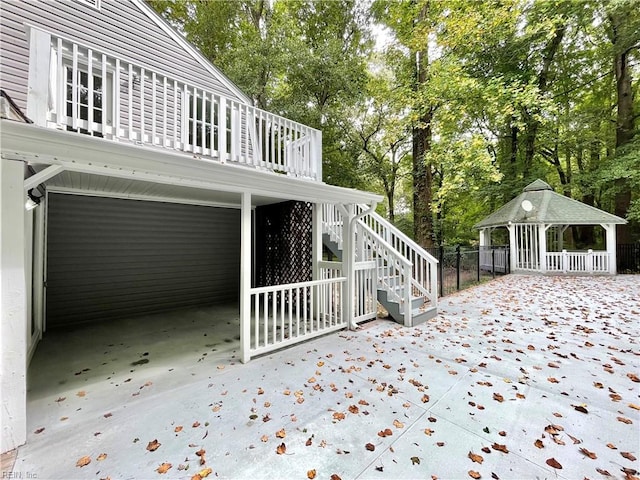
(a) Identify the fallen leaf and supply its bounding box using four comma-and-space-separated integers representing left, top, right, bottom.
276, 443, 286, 455
378, 429, 393, 437
617, 416, 633, 424
545, 458, 562, 469
627, 373, 640, 383
481, 447, 491, 454
567, 434, 581, 444
348, 405, 359, 414
260, 435, 268, 442
156, 462, 172, 474
147, 440, 161, 452
76, 456, 91, 467
55, 397, 66, 403
629, 403, 640, 411
306, 437, 313, 446
330, 475, 342, 480
468, 452, 484, 464
491, 473, 499, 480
365, 443, 375, 451
491, 443, 508, 453
422, 395, 430, 403
428, 417, 437, 423
103, 413, 113, 418
333, 412, 346, 421
621, 452, 637, 461
77, 391, 86, 397
307, 377, 316, 383
579, 447, 597, 459
257, 387, 264, 394
307, 469, 317, 479
34, 427, 45, 434
192, 421, 200, 428
534, 439, 544, 449
358, 399, 370, 405
547, 377, 559, 384
606, 443, 617, 449
195, 449, 206, 465
493, 393, 504, 403
192, 467, 212, 480
436, 442, 445, 447
468, 470, 481, 479
393, 419, 404, 428
596, 468, 611, 476
97, 453, 107, 461
573, 405, 589, 414
174, 426, 183, 433
498, 431, 506, 437
411, 456, 421, 465
424, 428, 434, 436
276, 429, 286, 438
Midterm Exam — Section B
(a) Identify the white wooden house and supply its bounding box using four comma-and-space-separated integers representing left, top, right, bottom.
0, 0, 438, 453
475, 180, 626, 275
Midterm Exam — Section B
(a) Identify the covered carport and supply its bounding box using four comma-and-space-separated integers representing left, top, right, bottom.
1, 119, 381, 453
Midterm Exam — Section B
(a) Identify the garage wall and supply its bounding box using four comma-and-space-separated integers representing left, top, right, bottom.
46, 193, 240, 327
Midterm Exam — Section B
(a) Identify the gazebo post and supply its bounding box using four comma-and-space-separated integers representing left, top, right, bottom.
538, 224, 547, 273
508, 223, 517, 271
603, 223, 617, 274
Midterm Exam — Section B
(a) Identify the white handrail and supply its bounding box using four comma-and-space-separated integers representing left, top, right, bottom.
28, 26, 322, 181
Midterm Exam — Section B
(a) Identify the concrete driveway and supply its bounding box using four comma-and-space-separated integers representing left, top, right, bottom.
7, 274, 640, 479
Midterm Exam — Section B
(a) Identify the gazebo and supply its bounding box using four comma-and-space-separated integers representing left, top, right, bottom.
474, 180, 627, 275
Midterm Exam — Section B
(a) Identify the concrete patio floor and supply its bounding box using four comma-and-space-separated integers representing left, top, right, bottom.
7, 274, 640, 479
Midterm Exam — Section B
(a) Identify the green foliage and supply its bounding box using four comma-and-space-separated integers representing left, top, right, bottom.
148, 0, 639, 243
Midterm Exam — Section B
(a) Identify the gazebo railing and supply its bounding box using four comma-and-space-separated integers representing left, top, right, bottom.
546, 250, 610, 273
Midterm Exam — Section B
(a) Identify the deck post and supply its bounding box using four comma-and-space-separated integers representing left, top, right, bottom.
1, 158, 28, 453
240, 192, 252, 363
26, 27, 51, 126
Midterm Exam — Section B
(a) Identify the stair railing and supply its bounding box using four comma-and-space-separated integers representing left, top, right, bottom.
358, 222, 412, 321
356, 205, 437, 305
321, 203, 438, 319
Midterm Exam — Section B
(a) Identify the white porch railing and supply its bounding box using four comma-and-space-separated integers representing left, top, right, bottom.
28, 27, 322, 181
248, 277, 345, 358
546, 250, 610, 273
319, 260, 377, 323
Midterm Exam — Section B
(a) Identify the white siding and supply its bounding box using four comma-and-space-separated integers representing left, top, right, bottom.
0, 0, 246, 113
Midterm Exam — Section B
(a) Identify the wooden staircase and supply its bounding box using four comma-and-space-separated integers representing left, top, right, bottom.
322, 206, 438, 326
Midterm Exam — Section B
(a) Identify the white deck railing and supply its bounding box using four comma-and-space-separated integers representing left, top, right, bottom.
546, 250, 610, 273
248, 277, 345, 358
28, 27, 322, 181
319, 260, 376, 323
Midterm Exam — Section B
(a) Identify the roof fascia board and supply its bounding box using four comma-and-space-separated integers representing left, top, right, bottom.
1, 121, 381, 205
132, 0, 253, 106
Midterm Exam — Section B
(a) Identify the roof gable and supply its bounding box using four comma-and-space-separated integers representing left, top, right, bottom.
474, 179, 626, 228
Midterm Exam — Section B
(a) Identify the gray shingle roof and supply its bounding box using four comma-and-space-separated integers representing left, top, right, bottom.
474, 180, 626, 229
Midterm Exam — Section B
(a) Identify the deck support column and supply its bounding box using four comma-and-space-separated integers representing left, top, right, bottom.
240, 192, 252, 363
1, 158, 28, 453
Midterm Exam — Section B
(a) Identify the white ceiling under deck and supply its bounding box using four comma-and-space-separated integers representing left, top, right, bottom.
3, 120, 381, 208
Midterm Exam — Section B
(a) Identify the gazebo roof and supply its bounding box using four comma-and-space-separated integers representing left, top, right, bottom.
474, 179, 626, 229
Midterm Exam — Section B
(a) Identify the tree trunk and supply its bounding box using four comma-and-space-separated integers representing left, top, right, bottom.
609, 11, 635, 242
413, 104, 434, 247
411, 4, 435, 248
